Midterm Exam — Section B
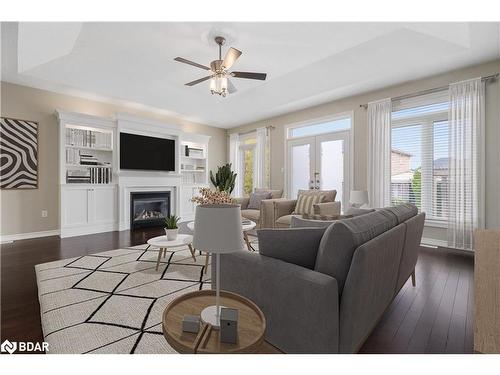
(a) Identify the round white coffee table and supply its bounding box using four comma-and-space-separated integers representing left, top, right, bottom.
147, 234, 195, 271
187, 220, 257, 251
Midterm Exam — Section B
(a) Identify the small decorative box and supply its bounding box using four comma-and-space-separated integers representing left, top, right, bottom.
182, 314, 200, 334
220, 308, 238, 344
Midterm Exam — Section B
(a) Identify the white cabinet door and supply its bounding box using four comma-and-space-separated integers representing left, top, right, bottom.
63, 187, 90, 226
91, 186, 117, 224
180, 187, 195, 218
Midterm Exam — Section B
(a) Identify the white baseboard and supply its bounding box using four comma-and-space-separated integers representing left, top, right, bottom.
60, 223, 118, 238
421, 237, 448, 248
0, 229, 61, 243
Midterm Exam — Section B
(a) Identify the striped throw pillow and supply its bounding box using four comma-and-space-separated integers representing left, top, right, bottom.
294, 194, 325, 215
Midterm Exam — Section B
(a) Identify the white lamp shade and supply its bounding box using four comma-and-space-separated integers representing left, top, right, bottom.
350, 190, 369, 205
193, 204, 245, 254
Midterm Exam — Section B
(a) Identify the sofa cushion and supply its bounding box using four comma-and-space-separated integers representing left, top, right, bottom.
241, 209, 260, 222
314, 210, 398, 293
257, 227, 327, 269
313, 201, 341, 216
291, 216, 336, 228
247, 191, 272, 210
380, 203, 418, 224
298, 189, 337, 203
276, 214, 301, 227
255, 188, 283, 199
294, 193, 325, 215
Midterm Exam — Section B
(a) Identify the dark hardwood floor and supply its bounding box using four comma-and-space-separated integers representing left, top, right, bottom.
0, 229, 474, 354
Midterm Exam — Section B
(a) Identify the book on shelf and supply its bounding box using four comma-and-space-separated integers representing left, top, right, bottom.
67, 166, 112, 184
66, 128, 112, 149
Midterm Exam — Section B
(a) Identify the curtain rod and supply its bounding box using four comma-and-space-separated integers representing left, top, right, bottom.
359, 73, 499, 109
228, 125, 275, 137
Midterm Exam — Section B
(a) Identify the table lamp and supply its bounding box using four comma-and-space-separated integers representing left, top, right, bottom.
349, 190, 369, 208
193, 204, 244, 329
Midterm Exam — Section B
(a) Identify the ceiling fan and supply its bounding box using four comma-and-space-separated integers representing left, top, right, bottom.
174, 36, 267, 97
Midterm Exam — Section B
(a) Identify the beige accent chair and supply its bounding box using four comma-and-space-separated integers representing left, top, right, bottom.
233, 188, 284, 229
274, 189, 340, 228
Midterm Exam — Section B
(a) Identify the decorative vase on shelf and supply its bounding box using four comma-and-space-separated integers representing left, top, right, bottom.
164, 228, 179, 241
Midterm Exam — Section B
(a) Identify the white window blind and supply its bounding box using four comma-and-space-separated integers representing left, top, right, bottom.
390, 90, 450, 222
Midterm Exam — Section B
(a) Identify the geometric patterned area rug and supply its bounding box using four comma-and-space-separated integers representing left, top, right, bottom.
35, 244, 212, 354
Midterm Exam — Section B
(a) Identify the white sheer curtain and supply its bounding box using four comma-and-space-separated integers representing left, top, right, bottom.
228, 133, 241, 197
367, 98, 392, 208
447, 78, 485, 250
254, 127, 269, 189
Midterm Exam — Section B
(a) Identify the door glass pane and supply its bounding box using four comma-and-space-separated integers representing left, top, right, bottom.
320, 139, 344, 204
242, 148, 255, 196
291, 143, 310, 198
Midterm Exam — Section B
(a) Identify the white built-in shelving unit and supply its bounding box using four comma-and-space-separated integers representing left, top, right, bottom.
57, 111, 118, 238
56, 110, 211, 237
179, 134, 210, 220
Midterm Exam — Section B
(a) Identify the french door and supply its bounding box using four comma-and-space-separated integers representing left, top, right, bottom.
287, 131, 350, 207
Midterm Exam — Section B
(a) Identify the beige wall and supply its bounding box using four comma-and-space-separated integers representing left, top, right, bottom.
228, 60, 500, 241
0, 82, 227, 236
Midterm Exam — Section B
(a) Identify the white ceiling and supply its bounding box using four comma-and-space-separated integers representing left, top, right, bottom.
2, 22, 499, 128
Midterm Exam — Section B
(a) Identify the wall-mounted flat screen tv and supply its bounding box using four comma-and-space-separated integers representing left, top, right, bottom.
120, 133, 175, 171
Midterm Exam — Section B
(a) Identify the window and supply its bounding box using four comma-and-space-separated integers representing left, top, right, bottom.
239, 136, 257, 197
288, 116, 351, 138
390, 92, 450, 223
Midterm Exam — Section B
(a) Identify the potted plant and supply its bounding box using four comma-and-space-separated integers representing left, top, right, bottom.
210, 163, 237, 194
164, 215, 180, 241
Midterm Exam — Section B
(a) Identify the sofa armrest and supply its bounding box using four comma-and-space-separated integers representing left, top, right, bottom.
314, 201, 341, 215
273, 199, 297, 223
259, 198, 285, 228
233, 197, 250, 209
215, 251, 339, 353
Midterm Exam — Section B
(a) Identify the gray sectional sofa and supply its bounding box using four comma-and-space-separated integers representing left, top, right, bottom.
213, 204, 425, 353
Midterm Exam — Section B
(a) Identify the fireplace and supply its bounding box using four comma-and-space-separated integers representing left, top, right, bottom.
130, 191, 171, 229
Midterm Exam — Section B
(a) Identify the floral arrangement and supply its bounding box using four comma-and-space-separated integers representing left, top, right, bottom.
191, 187, 233, 205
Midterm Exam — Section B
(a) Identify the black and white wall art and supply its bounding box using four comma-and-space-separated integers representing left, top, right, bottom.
0, 117, 39, 189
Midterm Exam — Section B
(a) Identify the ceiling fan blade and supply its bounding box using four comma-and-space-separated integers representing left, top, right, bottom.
227, 79, 237, 94
174, 57, 211, 71
222, 47, 242, 70
231, 71, 267, 81
185, 76, 212, 86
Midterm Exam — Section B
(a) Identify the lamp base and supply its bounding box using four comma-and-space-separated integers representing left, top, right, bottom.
200, 305, 226, 330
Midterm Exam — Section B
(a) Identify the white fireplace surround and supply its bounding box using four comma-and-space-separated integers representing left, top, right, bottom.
119, 181, 179, 231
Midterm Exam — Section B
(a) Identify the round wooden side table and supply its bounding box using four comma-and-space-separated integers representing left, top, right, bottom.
162, 290, 266, 354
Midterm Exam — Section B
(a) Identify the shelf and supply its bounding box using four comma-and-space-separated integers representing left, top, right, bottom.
182, 183, 209, 187
181, 169, 205, 173
66, 164, 112, 168
66, 145, 113, 152
181, 155, 206, 160
63, 183, 117, 187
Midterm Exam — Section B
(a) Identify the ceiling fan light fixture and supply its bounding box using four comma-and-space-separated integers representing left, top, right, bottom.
175, 35, 266, 98
210, 73, 228, 97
